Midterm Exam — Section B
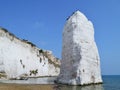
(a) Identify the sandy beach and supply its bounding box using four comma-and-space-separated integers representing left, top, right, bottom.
0, 83, 56, 90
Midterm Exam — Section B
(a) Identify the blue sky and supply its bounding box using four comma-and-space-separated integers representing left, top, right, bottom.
0, 0, 120, 75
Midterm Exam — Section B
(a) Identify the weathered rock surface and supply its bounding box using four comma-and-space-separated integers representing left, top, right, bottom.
0, 28, 60, 79
57, 11, 102, 85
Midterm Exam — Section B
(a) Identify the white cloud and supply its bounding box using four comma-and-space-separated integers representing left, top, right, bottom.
33, 21, 44, 30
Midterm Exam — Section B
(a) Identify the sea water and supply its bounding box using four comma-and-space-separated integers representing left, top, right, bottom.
103, 75, 120, 90
0, 75, 119, 90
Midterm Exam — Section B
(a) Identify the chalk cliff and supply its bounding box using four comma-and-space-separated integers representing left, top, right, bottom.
57, 11, 102, 85
0, 28, 60, 79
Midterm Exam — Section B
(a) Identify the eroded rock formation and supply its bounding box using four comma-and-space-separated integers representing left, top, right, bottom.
0, 28, 60, 79
57, 11, 102, 85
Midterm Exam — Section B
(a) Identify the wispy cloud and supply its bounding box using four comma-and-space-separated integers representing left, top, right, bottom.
33, 21, 44, 30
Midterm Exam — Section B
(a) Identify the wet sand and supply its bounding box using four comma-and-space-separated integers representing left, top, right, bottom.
0, 77, 58, 90
0, 77, 104, 90
0, 83, 104, 90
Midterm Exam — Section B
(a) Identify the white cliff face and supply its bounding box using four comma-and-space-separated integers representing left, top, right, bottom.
57, 11, 102, 85
0, 28, 60, 79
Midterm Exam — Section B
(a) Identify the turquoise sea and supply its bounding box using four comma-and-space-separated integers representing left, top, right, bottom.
0, 75, 119, 90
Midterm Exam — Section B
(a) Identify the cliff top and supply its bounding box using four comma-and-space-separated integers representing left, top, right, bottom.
0, 27, 60, 66
0, 27, 36, 47
66, 11, 94, 28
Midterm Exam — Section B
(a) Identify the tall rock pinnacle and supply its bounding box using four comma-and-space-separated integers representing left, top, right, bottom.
57, 11, 102, 85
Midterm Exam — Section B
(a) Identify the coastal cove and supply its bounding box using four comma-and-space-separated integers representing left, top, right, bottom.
0, 0, 120, 90
0, 11, 102, 85
0, 75, 119, 90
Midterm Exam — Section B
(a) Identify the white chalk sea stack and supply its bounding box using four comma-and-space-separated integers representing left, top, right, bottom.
57, 11, 102, 85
